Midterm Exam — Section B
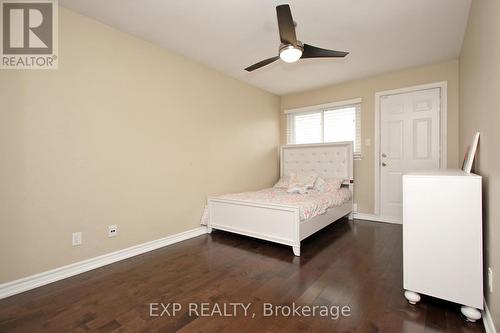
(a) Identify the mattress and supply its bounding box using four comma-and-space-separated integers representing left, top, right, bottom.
201, 187, 352, 223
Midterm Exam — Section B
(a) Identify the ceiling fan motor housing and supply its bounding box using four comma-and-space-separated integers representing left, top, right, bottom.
279, 41, 303, 53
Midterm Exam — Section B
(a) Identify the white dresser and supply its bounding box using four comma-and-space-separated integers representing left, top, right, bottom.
402, 169, 483, 321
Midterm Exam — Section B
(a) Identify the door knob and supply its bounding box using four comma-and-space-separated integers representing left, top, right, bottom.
382, 162, 387, 167
382, 153, 387, 158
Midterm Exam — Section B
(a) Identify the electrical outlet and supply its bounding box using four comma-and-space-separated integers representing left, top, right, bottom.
108, 225, 118, 238
488, 267, 493, 293
72, 232, 82, 246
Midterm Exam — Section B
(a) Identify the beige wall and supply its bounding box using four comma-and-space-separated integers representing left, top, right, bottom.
0, 8, 280, 283
280, 60, 459, 214
460, 0, 500, 329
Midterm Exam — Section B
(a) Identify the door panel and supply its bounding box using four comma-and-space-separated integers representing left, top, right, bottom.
387, 120, 403, 159
380, 88, 441, 218
387, 172, 403, 203
413, 118, 432, 159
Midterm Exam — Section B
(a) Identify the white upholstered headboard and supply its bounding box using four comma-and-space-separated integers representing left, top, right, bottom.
280, 142, 354, 183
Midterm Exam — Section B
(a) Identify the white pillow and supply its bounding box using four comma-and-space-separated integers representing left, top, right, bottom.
273, 173, 294, 189
288, 172, 318, 189
313, 177, 327, 192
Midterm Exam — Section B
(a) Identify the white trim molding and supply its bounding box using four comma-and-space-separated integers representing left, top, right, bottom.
483, 300, 498, 333
354, 213, 402, 224
284, 97, 362, 114
0, 226, 208, 299
374, 81, 448, 217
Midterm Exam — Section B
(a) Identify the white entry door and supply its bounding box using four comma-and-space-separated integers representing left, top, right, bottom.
379, 87, 441, 218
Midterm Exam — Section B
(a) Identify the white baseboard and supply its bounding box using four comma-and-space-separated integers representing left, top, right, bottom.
484, 300, 497, 333
0, 226, 208, 300
353, 213, 402, 224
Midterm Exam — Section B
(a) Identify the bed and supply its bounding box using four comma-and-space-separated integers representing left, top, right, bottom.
206, 142, 354, 256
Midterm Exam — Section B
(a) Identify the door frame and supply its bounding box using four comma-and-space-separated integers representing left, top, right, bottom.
374, 81, 448, 219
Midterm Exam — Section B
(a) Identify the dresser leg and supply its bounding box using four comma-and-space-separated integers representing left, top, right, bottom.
207, 227, 212, 234
460, 306, 481, 322
292, 246, 300, 256
404, 290, 421, 305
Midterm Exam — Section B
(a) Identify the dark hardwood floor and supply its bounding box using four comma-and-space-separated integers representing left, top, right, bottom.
0, 219, 485, 333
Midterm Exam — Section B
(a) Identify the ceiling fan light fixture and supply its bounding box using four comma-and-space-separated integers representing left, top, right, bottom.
279, 44, 303, 63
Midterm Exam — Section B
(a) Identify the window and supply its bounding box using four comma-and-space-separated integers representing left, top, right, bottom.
286, 99, 362, 159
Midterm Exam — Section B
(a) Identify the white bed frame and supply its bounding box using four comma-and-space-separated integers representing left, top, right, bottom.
207, 142, 354, 256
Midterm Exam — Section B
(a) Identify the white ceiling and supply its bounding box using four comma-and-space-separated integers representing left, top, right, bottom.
60, 0, 471, 95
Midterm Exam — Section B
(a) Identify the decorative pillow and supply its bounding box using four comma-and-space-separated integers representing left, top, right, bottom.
273, 173, 294, 189
323, 178, 344, 192
287, 185, 309, 194
288, 172, 318, 190
313, 177, 327, 192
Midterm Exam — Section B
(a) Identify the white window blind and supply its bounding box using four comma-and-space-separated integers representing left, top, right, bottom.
287, 102, 362, 159
293, 112, 322, 144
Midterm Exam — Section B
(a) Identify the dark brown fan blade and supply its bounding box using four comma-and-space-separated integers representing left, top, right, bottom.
276, 5, 297, 46
244, 56, 280, 72
301, 44, 349, 59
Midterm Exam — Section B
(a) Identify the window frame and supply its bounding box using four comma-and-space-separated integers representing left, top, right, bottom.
285, 98, 362, 159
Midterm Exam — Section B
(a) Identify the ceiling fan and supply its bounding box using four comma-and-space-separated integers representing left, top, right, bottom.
245, 4, 349, 72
